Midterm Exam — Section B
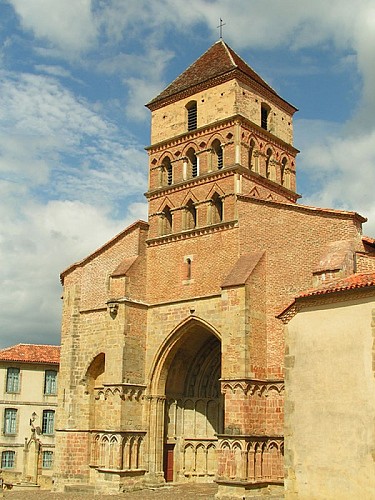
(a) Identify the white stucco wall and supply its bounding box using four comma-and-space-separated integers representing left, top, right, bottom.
0, 362, 58, 483
285, 295, 375, 500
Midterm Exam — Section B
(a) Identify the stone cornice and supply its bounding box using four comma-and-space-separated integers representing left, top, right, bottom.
146, 115, 237, 153
147, 162, 299, 203
146, 220, 238, 247
146, 113, 298, 156
237, 166, 300, 202
239, 117, 299, 156
146, 165, 239, 200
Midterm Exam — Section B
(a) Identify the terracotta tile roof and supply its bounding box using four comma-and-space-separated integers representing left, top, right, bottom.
363, 236, 375, 247
221, 252, 264, 288
147, 40, 297, 112
277, 272, 375, 322
300, 272, 375, 298
0, 344, 60, 365
111, 256, 139, 277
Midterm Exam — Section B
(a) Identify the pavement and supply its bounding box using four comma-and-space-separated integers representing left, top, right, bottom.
2, 482, 284, 499
3, 483, 216, 499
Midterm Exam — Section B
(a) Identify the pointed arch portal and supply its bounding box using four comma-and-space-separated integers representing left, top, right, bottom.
149, 318, 223, 483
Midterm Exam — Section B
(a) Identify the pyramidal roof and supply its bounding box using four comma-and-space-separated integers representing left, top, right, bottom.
147, 39, 296, 113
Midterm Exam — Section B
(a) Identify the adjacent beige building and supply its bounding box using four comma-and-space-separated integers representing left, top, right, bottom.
281, 271, 375, 500
0, 344, 60, 489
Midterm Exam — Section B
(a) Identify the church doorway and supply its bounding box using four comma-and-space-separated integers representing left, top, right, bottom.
161, 323, 222, 482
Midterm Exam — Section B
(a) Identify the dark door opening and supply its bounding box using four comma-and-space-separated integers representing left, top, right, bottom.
163, 443, 175, 482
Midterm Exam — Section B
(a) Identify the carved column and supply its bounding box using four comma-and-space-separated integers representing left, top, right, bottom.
145, 395, 166, 482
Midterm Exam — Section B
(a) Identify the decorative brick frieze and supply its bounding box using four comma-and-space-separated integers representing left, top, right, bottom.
221, 379, 284, 397
94, 383, 146, 402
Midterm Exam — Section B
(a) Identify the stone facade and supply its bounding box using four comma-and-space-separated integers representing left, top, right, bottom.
54, 40, 375, 497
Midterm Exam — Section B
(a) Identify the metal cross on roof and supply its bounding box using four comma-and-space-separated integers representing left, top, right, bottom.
217, 18, 226, 39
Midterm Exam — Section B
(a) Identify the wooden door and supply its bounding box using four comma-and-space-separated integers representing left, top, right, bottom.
163, 444, 174, 482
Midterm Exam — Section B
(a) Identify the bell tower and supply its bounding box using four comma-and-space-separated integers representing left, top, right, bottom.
145, 40, 299, 241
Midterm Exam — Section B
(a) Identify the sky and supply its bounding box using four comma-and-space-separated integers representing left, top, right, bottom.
1, 0, 375, 349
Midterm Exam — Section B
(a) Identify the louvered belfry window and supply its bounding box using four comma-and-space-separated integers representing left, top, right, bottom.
187, 101, 197, 131
261, 104, 269, 131
167, 163, 173, 185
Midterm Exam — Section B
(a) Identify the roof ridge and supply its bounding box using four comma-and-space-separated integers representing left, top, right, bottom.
0, 343, 61, 350
221, 39, 237, 67
146, 42, 224, 108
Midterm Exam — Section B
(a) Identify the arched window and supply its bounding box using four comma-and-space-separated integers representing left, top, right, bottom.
212, 139, 223, 170
163, 157, 173, 186
266, 148, 272, 179
186, 101, 197, 131
162, 206, 173, 235
248, 139, 255, 170
101, 436, 109, 468
185, 200, 197, 230
86, 353, 105, 428
281, 157, 287, 186
212, 193, 223, 224
261, 104, 270, 131
109, 437, 118, 469
187, 148, 198, 177
186, 258, 192, 280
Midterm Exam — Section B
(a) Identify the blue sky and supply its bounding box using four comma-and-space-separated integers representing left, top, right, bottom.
1, 0, 375, 348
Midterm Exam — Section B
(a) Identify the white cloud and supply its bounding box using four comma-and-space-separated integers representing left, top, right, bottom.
124, 78, 163, 121
0, 198, 128, 348
0, 68, 148, 348
295, 117, 375, 235
0, 70, 147, 202
8, 0, 97, 56
34, 64, 74, 80
97, 47, 174, 121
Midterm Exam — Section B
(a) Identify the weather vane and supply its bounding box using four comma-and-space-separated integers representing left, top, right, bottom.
217, 18, 226, 39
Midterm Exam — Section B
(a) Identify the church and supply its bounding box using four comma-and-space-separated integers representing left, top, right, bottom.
54, 40, 375, 498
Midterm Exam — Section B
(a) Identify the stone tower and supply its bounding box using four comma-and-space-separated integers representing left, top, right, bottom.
146, 39, 299, 243
54, 40, 368, 498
